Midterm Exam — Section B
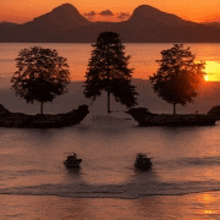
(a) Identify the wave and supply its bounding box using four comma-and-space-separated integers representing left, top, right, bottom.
1, 155, 220, 198
1, 179, 220, 199
180, 156, 220, 166
157, 156, 220, 168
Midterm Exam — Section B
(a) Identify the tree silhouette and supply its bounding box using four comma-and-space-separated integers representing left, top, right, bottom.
11, 46, 70, 114
84, 31, 138, 113
150, 44, 205, 114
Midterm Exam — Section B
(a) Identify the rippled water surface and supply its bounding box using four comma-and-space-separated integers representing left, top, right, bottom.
1, 42, 220, 219
1, 113, 220, 199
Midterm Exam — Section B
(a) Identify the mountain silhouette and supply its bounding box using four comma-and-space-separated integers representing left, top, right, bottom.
0, 22, 20, 35
32, 3, 89, 30
202, 22, 220, 28
0, 3, 90, 42
128, 5, 191, 26
1, 3, 220, 42
0, 22, 20, 28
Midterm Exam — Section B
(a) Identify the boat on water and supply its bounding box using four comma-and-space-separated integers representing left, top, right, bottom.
64, 153, 82, 169
135, 153, 153, 170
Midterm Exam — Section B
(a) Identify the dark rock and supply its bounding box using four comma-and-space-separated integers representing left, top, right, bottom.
0, 104, 89, 128
0, 104, 10, 115
128, 107, 217, 126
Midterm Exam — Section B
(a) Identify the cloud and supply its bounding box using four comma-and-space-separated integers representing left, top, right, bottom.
99, 10, 114, 16
117, 12, 131, 20
84, 11, 96, 17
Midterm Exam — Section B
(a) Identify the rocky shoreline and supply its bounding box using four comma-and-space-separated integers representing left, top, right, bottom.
127, 108, 218, 126
0, 104, 89, 128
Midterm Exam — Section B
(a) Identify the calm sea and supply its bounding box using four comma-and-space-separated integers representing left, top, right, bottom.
1, 113, 220, 197
1, 43, 220, 219
0, 112, 220, 219
1, 43, 220, 81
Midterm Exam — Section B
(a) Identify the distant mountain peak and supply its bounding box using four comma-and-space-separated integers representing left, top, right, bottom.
58, 3, 73, 7
52, 3, 79, 13
129, 4, 187, 26
32, 3, 89, 30
134, 5, 163, 14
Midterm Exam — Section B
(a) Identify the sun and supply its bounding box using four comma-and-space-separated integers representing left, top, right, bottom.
204, 61, 220, 81
204, 75, 209, 81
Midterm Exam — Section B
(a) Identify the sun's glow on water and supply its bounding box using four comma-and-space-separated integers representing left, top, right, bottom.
203, 210, 215, 214
195, 193, 218, 215
204, 61, 220, 81
202, 194, 216, 203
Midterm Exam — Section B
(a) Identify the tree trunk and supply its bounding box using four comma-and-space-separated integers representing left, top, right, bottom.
107, 45, 111, 114
41, 102, 44, 115
173, 102, 176, 115
107, 91, 111, 113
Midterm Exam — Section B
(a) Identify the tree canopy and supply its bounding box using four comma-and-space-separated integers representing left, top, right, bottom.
84, 31, 138, 113
150, 44, 206, 114
11, 46, 70, 114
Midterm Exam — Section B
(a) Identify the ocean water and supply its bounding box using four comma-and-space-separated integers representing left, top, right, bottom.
1, 112, 220, 200
1, 43, 220, 81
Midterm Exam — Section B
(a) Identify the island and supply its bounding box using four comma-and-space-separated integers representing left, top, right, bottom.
127, 108, 218, 126
0, 104, 89, 128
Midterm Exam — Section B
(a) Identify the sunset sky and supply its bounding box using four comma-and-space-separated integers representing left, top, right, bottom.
1, 0, 220, 23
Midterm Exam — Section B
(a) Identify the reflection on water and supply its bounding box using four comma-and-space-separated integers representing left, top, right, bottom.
194, 193, 220, 217
0, 113, 220, 198
1, 193, 220, 220
0, 113, 220, 218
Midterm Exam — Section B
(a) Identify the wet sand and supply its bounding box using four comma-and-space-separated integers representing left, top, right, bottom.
1, 192, 220, 220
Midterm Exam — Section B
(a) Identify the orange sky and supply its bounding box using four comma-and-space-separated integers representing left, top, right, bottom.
1, 0, 220, 23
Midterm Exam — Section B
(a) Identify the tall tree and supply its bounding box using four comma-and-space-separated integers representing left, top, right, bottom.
84, 31, 138, 113
11, 46, 70, 114
150, 44, 205, 114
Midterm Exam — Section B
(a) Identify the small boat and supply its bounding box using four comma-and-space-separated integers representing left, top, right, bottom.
64, 153, 82, 169
135, 153, 152, 170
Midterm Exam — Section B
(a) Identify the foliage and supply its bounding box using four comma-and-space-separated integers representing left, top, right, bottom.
11, 46, 70, 114
127, 107, 152, 116
207, 105, 220, 116
149, 44, 206, 114
84, 31, 138, 113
